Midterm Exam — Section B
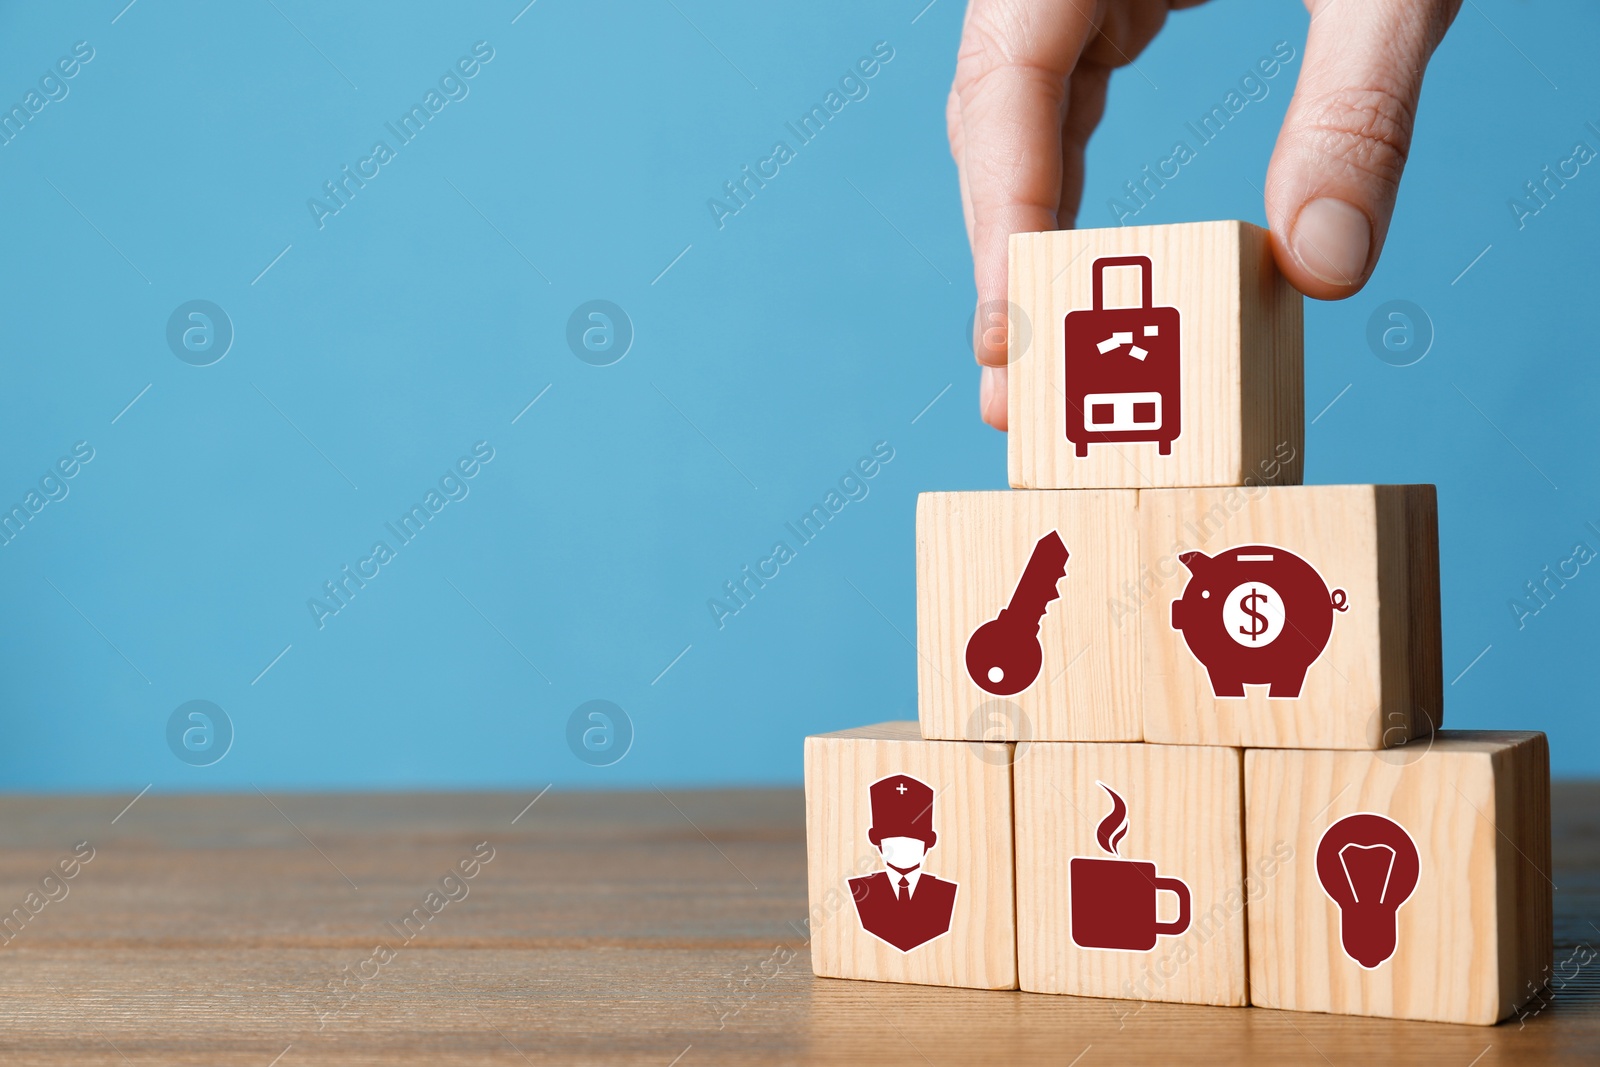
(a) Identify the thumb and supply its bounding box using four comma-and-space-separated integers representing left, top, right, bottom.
1265, 0, 1461, 299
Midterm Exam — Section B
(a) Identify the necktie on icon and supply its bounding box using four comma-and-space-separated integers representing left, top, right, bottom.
898, 876, 910, 898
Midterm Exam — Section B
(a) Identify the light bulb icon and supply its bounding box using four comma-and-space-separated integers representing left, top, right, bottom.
1316, 813, 1420, 968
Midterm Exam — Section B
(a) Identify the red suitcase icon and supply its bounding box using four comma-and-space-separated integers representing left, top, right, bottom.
1063, 255, 1181, 458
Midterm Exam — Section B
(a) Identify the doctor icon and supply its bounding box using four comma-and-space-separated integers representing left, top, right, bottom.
848, 774, 960, 952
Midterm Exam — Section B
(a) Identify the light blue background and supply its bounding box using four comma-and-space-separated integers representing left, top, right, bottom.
0, 0, 1594, 791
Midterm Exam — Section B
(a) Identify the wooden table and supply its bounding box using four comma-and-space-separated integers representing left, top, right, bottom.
0, 784, 1594, 1065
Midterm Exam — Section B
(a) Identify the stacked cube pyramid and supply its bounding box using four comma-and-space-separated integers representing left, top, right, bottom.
803, 221, 1552, 1026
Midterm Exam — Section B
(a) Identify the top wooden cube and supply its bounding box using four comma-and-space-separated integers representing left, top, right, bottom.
1007, 220, 1303, 490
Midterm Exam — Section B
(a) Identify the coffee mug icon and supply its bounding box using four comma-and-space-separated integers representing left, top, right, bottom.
1069, 782, 1193, 952
1069, 856, 1191, 951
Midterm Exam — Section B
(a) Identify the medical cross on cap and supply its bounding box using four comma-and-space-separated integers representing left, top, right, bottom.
896, 783, 907, 794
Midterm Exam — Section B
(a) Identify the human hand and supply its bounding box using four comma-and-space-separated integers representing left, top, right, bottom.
948, 0, 1462, 430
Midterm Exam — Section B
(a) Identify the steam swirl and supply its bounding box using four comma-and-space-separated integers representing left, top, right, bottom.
1095, 782, 1128, 856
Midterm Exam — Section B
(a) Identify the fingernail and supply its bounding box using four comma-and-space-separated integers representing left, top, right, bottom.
1291, 198, 1371, 287
980, 366, 995, 417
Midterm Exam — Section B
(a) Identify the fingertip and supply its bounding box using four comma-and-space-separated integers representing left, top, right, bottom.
1280, 196, 1374, 299
980, 366, 1008, 431
973, 301, 1010, 369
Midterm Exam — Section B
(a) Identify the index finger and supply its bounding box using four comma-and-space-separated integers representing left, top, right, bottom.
950, 0, 1097, 368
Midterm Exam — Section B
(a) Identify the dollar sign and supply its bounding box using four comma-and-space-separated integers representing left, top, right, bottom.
1238, 587, 1270, 642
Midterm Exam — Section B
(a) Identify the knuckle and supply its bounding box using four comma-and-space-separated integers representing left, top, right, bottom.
951, 7, 1068, 104
1296, 86, 1416, 188
953, 9, 1015, 91
950, 54, 1001, 107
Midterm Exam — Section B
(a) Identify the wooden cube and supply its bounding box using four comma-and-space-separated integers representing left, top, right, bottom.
1139, 484, 1441, 749
803, 722, 1015, 988
916, 490, 1141, 742
1245, 733, 1552, 1024
1008, 220, 1303, 490
1013, 742, 1248, 1006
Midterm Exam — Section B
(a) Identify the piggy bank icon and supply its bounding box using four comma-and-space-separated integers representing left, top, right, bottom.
1170, 545, 1348, 699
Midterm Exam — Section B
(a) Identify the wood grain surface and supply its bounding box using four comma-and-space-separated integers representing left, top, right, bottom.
1140, 484, 1441, 749
1007, 220, 1303, 490
1246, 734, 1552, 1025
916, 490, 1142, 742
1014, 743, 1247, 1006
0, 784, 1593, 1065
804, 722, 1016, 989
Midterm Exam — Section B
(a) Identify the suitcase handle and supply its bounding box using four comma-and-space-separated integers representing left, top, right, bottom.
1091, 255, 1154, 311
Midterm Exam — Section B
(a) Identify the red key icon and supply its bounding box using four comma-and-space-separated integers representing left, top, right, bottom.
964, 531, 1070, 696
